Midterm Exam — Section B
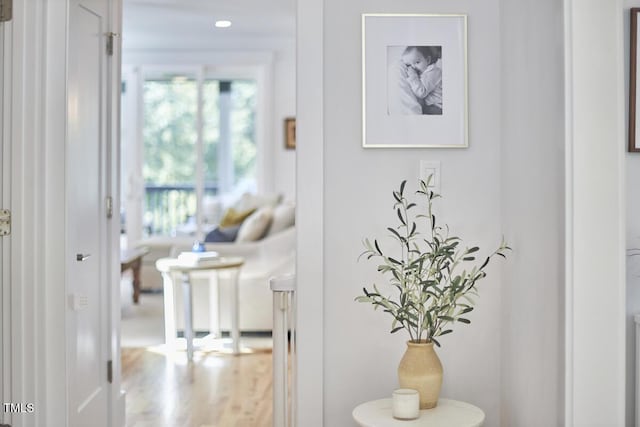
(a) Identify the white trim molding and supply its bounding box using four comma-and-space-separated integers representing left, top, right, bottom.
4, 1, 51, 426
295, 0, 324, 425
0, 13, 11, 427
564, 0, 626, 424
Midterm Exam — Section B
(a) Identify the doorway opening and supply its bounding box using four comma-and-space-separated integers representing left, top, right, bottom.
118, 1, 296, 425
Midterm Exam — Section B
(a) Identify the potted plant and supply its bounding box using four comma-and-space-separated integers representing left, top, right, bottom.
356, 178, 510, 409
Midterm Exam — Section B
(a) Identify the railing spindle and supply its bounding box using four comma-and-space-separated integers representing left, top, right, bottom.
270, 274, 296, 427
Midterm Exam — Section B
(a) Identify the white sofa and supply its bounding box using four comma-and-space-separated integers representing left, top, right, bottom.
135, 224, 295, 333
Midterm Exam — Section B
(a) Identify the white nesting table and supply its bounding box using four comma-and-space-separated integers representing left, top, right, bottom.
156, 256, 244, 361
353, 398, 485, 427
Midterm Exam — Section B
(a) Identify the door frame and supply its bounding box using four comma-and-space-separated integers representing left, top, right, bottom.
0, 10, 10, 427
563, 0, 626, 424
295, 0, 324, 425
108, 1, 125, 423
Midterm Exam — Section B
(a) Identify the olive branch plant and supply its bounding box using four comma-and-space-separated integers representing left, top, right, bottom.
355, 178, 510, 346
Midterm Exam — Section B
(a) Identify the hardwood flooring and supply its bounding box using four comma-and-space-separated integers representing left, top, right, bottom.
121, 348, 273, 427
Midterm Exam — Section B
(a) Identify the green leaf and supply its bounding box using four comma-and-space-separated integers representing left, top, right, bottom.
425, 311, 433, 325
400, 180, 407, 196
397, 208, 406, 226
387, 227, 402, 239
390, 326, 404, 334
457, 318, 471, 324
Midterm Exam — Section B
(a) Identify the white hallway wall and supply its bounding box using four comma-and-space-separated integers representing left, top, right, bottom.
624, 2, 640, 425
305, 0, 628, 424
322, 0, 504, 425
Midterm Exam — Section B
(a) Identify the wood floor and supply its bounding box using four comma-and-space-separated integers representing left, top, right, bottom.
121, 348, 273, 427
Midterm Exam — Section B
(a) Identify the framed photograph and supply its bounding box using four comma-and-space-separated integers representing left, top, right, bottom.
362, 14, 468, 148
285, 117, 296, 150
631, 8, 640, 152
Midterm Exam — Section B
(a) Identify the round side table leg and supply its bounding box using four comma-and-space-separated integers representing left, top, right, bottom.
161, 272, 176, 351
181, 272, 194, 361
229, 268, 240, 354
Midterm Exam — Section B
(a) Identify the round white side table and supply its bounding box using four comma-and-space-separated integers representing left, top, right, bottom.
156, 256, 244, 361
353, 398, 485, 427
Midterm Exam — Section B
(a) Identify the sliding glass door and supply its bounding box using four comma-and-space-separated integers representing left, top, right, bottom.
143, 73, 198, 236
138, 69, 257, 237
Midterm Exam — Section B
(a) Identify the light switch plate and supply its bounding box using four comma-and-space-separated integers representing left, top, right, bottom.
419, 160, 441, 193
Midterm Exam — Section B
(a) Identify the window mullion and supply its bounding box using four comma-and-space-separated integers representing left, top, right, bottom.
195, 68, 205, 240
218, 80, 233, 196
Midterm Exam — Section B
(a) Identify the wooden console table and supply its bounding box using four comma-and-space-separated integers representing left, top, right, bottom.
120, 247, 149, 304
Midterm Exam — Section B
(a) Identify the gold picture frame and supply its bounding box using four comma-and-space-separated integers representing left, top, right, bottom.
285, 117, 296, 150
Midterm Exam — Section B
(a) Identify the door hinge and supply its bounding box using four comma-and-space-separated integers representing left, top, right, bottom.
106, 32, 118, 56
0, 0, 12, 22
0, 209, 10, 236
106, 196, 113, 219
107, 360, 113, 383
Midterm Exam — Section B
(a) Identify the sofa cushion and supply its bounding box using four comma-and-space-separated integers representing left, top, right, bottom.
204, 225, 241, 243
266, 203, 295, 236
219, 207, 256, 228
236, 206, 274, 242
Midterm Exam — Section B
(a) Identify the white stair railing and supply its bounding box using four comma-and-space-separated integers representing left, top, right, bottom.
270, 274, 296, 427
636, 314, 640, 427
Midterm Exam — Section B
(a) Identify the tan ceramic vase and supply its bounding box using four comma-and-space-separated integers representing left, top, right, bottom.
397, 341, 443, 409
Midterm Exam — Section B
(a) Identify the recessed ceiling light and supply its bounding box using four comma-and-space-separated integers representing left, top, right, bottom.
215, 20, 232, 28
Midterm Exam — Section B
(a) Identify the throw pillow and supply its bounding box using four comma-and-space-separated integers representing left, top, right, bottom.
219, 207, 256, 228
266, 203, 295, 236
204, 225, 241, 243
236, 206, 274, 242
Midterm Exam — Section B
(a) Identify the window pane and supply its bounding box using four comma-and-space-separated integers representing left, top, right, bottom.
231, 81, 257, 190
143, 75, 197, 236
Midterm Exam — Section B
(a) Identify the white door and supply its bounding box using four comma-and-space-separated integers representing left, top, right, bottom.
67, 0, 110, 426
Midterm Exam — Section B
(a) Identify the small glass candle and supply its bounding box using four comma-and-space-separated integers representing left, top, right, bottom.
392, 388, 420, 420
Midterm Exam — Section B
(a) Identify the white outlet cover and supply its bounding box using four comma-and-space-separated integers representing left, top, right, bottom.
419, 160, 441, 192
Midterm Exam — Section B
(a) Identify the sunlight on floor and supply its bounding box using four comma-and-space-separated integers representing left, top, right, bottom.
119, 276, 275, 426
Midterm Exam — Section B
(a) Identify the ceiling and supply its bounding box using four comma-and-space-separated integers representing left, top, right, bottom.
123, 0, 296, 49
